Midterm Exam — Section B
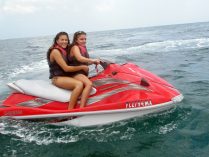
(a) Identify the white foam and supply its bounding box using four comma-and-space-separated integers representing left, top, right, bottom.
159, 122, 177, 134
130, 38, 209, 52
0, 119, 79, 145
95, 37, 209, 55
7, 59, 47, 79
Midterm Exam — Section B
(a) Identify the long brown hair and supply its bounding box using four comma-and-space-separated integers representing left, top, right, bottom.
69, 31, 86, 49
47, 32, 70, 60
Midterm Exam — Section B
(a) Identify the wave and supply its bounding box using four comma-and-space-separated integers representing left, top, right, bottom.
135, 37, 209, 51
0, 106, 190, 145
2, 37, 208, 80
0, 59, 48, 80
0, 119, 136, 145
25, 45, 42, 49
94, 37, 209, 55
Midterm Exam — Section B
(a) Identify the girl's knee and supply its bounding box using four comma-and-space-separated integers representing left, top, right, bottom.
85, 81, 92, 88
88, 81, 93, 87
75, 81, 84, 89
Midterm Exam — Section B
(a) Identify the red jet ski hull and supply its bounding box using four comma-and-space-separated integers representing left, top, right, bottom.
0, 63, 183, 127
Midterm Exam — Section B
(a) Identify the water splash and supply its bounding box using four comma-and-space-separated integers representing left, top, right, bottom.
0, 106, 189, 146
0, 60, 47, 80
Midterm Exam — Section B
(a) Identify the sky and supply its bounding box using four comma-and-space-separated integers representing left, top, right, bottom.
0, 0, 209, 39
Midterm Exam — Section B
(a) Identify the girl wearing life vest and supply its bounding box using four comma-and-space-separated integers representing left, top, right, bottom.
47, 32, 88, 110
69, 31, 100, 108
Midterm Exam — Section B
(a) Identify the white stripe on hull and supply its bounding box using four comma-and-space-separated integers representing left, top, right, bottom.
6, 94, 183, 127
53, 101, 175, 127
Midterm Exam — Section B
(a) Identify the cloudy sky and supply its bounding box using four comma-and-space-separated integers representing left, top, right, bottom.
0, 0, 209, 39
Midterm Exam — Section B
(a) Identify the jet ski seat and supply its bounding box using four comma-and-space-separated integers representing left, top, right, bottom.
7, 79, 96, 102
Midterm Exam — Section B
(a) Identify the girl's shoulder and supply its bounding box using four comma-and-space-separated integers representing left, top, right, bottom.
51, 48, 61, 54
70, 45, 80, 51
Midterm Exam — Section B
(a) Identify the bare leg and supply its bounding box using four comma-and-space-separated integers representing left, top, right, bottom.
52, 76, 83, 109
73, 74, 92, 108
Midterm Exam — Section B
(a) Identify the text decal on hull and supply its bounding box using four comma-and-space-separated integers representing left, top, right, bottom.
126, 100, 152, 108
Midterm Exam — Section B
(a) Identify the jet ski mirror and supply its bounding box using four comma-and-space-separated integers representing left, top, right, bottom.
140, 78, 150, 87
100, 59, 114, 69
100, 61, 108, 69
90, 59, 114, 77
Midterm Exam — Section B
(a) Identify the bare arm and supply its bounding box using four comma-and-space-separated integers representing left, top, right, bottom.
50, 49, 88, 72
71, 46, 100, 64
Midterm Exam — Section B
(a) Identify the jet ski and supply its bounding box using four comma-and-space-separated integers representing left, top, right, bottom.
0, 61, 183, 127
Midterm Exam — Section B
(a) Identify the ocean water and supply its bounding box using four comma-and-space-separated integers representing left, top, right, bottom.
0, 22, 209, 157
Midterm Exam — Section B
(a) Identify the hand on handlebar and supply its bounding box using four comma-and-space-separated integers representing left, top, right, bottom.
92, 59, 101, 65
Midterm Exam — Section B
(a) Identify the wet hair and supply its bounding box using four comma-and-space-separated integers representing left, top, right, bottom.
71, 31, 86, 46
52, 31, 70, 47
47, 32, 70, 60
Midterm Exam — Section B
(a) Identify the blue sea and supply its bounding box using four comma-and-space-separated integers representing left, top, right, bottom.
0, 22, 209, 157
